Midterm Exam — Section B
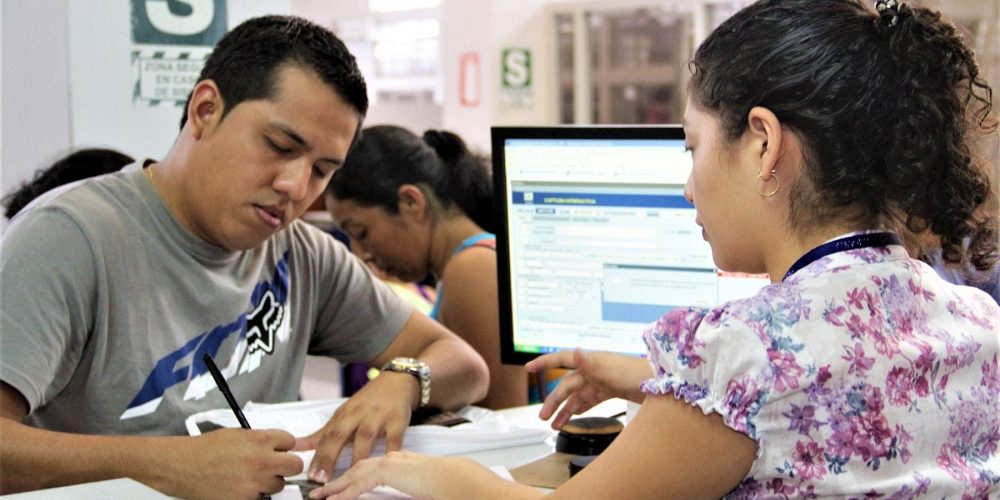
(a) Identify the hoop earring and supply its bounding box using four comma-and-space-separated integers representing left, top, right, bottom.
754, 169, 779, 197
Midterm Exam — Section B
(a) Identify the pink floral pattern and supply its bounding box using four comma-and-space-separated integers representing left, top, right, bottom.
640, 240, 1000, 498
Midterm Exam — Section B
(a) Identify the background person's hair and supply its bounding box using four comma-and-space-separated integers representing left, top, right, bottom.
328, 125, 496, 234
179, 15, 367, 130
688, 0, 998, 275
2, 148, 134, 219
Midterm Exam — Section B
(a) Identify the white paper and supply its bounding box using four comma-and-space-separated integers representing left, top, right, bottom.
272, 484, 304, 500
185, 399, 550, 472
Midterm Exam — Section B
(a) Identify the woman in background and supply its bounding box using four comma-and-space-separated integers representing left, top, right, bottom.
2, 148, 134, 219
310, 0, 999, 498
326, 125, 529, 409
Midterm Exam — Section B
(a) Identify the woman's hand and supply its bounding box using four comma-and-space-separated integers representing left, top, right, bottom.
308, 451, 541, 500
307, 450, 436, 500
525, 349, 651, 429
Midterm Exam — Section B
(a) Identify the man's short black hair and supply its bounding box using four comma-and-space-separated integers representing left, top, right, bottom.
179, 15, 367, 130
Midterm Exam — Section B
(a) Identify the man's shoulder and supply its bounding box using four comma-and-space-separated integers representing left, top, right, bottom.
6, 169, 151, 249
22, 168, 141, 217
264, 218, 350, 272
280, 218, 342, 251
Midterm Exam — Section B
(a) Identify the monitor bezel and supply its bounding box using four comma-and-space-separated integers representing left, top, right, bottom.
492, 125, 687, 365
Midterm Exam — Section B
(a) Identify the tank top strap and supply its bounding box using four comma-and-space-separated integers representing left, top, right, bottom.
450, 232, 496, 256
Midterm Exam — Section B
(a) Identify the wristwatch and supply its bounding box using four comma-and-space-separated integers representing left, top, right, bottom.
381, 357, 431, 407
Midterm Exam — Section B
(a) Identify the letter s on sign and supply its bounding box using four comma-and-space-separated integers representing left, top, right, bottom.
503, 50, 529, 88
146, 0, 214, 36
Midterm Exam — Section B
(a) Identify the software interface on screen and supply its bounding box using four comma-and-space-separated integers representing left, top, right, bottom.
497, 129, 769, 360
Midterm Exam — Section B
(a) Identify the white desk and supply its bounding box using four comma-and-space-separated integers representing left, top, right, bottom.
0, 399, 628, 499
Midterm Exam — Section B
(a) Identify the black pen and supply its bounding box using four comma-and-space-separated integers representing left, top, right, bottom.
203, 354, 275, 499
203, 352, 251, 429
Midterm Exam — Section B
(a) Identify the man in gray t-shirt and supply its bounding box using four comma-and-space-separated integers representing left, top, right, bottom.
0, 16, 488, 499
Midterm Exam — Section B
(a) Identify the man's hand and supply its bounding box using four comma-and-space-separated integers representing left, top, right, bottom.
2, 380, 302, 500
161, 428, 303, 500
525, 349, 652, 430
290, 311, 491, 483
293, 372, 417, 483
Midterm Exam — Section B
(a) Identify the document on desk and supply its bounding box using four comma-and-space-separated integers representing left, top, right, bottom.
184, 398, 551, 472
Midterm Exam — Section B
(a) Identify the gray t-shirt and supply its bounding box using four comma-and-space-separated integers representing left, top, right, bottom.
0, 167, 411, 435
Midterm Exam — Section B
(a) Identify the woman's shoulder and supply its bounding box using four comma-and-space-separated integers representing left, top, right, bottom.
442, 243, 497, 282
436, 240, 499, 331
640, 279, 837, 395
642, 292, 776, 374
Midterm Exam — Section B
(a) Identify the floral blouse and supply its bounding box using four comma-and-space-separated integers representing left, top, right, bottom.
640, 238, 1000, 498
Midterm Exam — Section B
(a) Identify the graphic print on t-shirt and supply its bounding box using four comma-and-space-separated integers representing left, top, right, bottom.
120, 251, 292, 420
246, 289, 284, 355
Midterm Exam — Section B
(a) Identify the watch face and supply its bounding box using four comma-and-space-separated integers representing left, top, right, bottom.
394, 357, 421, 369
385, 357, 428, 376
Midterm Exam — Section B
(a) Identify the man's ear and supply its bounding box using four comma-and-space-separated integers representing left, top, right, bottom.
186, 80, 224, 140
746, 106, 783, 177
397, 184, 428, 221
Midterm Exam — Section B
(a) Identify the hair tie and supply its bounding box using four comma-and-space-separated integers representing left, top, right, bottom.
875, 0, 901, 28
422, 129, 463, 164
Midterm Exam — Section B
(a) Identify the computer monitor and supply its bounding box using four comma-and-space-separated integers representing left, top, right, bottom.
493, 126, 770, 365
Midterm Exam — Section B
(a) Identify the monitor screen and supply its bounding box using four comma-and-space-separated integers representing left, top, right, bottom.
493, 126, 770, 365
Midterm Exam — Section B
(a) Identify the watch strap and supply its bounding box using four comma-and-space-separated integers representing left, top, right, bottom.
381, 357, 431, 407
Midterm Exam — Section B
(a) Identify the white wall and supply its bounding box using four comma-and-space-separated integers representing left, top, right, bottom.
67, 1, 175, 162
365, 100, 444, 135
0, 0, 4, 208
0, 0, 4, 203
439, 0, 495, 152
1, 1, 72, 232
490, 0, 557, 128
292, 0, 369, 28
290, 0, 442, 134
439, 0, 555, 154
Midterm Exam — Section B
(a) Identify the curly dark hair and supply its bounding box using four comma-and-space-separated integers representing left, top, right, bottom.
179, 15, 367, 130
2, 148, 134, 219
689, 0, 998, 275
327, 125, 496, 234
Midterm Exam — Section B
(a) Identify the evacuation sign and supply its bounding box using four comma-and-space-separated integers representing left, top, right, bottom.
130, 0, 228, 106
501, 48, 531, 89
499, 48, 534, 110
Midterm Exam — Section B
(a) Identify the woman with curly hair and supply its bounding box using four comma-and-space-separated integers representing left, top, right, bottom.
310, 1, 999, 498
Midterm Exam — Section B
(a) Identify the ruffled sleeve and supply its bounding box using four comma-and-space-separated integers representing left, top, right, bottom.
640, 305, 774, 441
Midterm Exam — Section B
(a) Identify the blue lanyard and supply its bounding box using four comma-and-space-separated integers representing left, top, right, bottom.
782, 231, 901, 282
